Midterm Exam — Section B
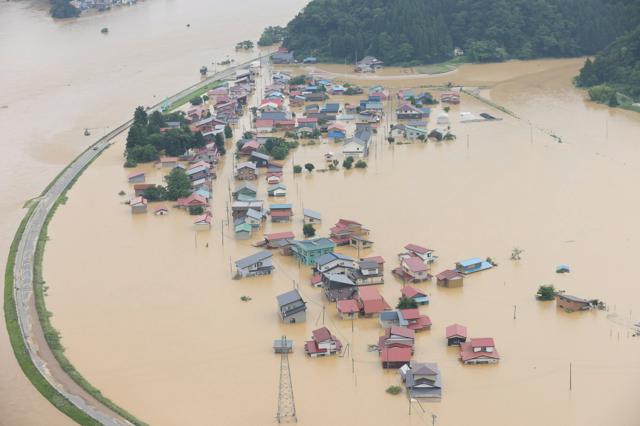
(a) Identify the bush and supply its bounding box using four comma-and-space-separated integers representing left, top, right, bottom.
190, 97, 203, 106
386, 386, 402, 395
536, 285, 556, 301
224, 124, 233, 139
397, 297, 418, 309
303, 224, 316, 238
189, 206, 205, 215
293, 165, 302, 174
304, 163, 315, 173
355, 160, 367, 168
588, 85, 617, 104
342, 156, 354, 170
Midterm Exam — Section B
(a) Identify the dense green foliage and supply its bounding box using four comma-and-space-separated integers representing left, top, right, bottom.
577, 26, 640, 101
304, 163, 315, 173
397, 297, 418, 309
386, 385, 403, 395
283, 0, 640, 65
259, 138, 298, 160
258, 26, 287, 46
536, 285, 557, 301
293, 165, 302, 174
354, 160, 367, 169
50, 0, 80, 19
125, 107, 205, 166
303, 224, 316, 237
165, 168, 192, 201
342, 156, 354, 169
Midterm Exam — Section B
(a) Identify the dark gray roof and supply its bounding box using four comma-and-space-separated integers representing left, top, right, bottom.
251, 151, 271, 161
235, 251, 272, 269
277, 289, 304, 307
358, 260, 378, 269
303, 208, 321, 220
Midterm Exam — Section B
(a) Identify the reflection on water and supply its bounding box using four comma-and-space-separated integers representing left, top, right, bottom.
44, 58, 640, 425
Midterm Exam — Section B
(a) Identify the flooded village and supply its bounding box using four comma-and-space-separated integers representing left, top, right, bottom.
40, 48, 640, 425
2, 1, 640, 425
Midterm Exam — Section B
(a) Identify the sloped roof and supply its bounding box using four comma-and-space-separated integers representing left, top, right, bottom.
446, 323, 467, 338
235, 251, 272, 269
277, 289, 304, 307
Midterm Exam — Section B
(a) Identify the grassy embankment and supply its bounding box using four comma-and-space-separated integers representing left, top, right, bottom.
414, 56, 468, 75
4, 144, 148, 426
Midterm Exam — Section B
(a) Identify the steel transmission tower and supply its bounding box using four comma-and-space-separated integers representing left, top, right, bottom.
276, 336, 297, 423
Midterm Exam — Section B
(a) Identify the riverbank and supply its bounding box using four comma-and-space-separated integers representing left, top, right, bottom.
4, 56, 267, 425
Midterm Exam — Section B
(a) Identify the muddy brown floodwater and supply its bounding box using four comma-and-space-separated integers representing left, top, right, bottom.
0, 1, 308, 424
41, 56, 640, 426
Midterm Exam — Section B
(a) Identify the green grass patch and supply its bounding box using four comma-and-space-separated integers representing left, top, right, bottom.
415, 56, 468, 75
4, 204, 100, 425
168, 81, 224, 111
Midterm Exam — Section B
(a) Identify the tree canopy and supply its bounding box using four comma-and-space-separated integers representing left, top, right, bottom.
282, 0, 640, 65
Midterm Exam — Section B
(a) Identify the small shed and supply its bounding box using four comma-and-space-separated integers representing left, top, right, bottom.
128, 171, 145, 184
273, 338, 294, 354
445, 323, 467, 346
436, 270, 464, 288
303, 208, 322, 224
194, 214, 212, 231
277, 289, 307, 324
130, 197, 147, 214
337, 299, 360, 320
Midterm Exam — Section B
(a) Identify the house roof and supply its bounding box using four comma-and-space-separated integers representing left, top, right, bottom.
358, 287, 382, 302
293, 238, 335, 251
235, 251, 272, 269
312, 327, 333, 342
389, 326, 415, 339
324, 273, 355, 286
363, 255, 385, 265
234, 183, 257, 194
130, 196, 147, 206
401, 285, 426, 299
255, 119, 274, 128
457, 258, 483, 267
271, 210, 292, 218
133, 183, 155, 190
436, 269, 463, 280
399, 309, 421, 320
277, 289, 303, 307
337, 299, 359, 314
265, 231, 295, 241
251, 152, 271, 161
380, 347, 412, 362
246, 208, 262, 220
471, 337, 495, 348
177, 193, 207, 207
328, 122, 346, 132
358, 260, 378, 269
558, 294, 590, 303
194, 214, 211, 224
267, 184, 287, 192
303, 208, 321, 220
316, 252, 353, 266
446, 323, 467, 338
403, 257, 427, 273
460, 341, 500, 361
128, 171, 144, 178
404, 243, 432, 254
236, 161, 257, 170
270, 203, 292, 210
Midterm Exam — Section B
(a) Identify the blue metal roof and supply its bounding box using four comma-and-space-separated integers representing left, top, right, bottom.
457, 258, 483, 267
270, 203, 293, 209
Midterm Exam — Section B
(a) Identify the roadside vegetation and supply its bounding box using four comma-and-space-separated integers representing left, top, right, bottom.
50, 0, 80, 19
258, 26, 287, 46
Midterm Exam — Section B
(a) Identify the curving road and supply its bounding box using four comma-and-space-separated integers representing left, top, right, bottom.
10, 55, 268, 425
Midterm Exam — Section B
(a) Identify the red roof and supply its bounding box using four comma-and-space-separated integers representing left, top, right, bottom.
460, 340, 500, 362
297, 117, 318, 124
328, 122, 346, 132
241, 140, 259, 151
404, 243, 432, 254
311, 274, 322, 285
406, 315, 432, 331
271, 210, 292, 218
399, 309, 421, 320
194, 214, 211, 224
446, 323, 467, 339
131, 196, 147, 206
265, 231, 295, 241
312, 327, 332, 342
358, 287, 382, 301
128, 171, 144, 178
177, 194, 207, 207
337, 299, 359, 314
255, 119, 274, 128
401, 285, 425, 299
403, 256, 427, 273
305, 340, 325, 354
437, 269, 463, 280
380, 347, 412, 362
337, 218, 361, 227
389, 326, 415, 339
471, 337, 495, 348
133, 183, 155, 190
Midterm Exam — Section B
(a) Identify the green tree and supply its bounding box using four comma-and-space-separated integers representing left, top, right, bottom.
304, 163, 315, 173
397, 297, 418, 309
355, 160, 367, 168
49, 0, 80, 19
224, 124, 233, 139
165, 168, 192, 200
303, 224, 316, 238
342, 156, 354, 170
293, 165, 302, 173
144, 186, 168, 201
214, 133, 225, 149
536, 285, 557, 301
133, 106, 148, 127
127, 144, 158, 163
126, 124, 147, 150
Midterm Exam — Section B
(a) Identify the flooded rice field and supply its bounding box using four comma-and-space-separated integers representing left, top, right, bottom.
42, 58, 640, 425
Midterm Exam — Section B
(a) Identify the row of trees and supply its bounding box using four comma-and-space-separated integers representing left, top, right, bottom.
258, 26, 287, 46
282, 0, 640, 65
50, 0, 80, 18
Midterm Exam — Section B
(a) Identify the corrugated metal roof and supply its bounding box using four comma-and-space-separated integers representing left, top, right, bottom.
235, 251, 271, 269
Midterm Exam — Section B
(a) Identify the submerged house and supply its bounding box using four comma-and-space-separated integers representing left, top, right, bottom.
323, 273, 357, 302
400, 285, 429, 305
400, 309, 432, 331
393, 257, 431, 283
349, 259, 384, 286
379, 326, 415, 351
233, 183, 257, 202
277, 289, 307, 324
336, 299, 360, 320
128, 171, 145, 184
556, 294, 593, 312
381, 346, 412, 369
401, 244, 437, 263
446, 323, 467, 346
330, 219, 370, 245
245, 208, 264, 228
356, 287, 391, 317
269, 203, 293, 223
235, 222, 253, 240
400, 362, 442, 399
327, 122, 347, 140
305, 327, 342, 357
234, 161, 258, 180
261, 231, 295, 249
315, 252, 356, 275
193, 214, 212, 231
436, 269, 464, 288
460, 338, 500, 365
130, 196, 148, 214
303, 208, 322, 224
291, 238, 336, 265
455, 258, 493, 275
342, 128, 372, 157
267, 184, 287, 197
234, 251, 274, 278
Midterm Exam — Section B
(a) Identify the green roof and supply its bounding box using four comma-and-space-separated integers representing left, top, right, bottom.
235, 223, 252, 233
293, 238, 335, 252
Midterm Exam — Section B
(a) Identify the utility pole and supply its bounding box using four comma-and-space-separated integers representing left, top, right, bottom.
276, 336, 297, 423
569, 362, 572, 391
513, 305, 517, 320
432, 413, 437, 426
322, 305, 325, 325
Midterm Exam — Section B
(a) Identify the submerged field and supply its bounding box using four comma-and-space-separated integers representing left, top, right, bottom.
43, 58, 640, 425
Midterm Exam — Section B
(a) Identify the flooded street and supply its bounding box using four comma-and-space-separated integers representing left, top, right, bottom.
0, 1, 308, 424
42, 56, 640, 426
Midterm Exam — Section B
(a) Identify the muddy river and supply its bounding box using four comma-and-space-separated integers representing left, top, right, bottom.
0, 1, 308, 424
40, 54, 640, 426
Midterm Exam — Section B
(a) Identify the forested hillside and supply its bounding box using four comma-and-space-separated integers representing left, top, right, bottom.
281, 0, 640, 65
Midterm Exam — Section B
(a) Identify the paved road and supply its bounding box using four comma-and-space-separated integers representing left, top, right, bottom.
11, 55, 268, 425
